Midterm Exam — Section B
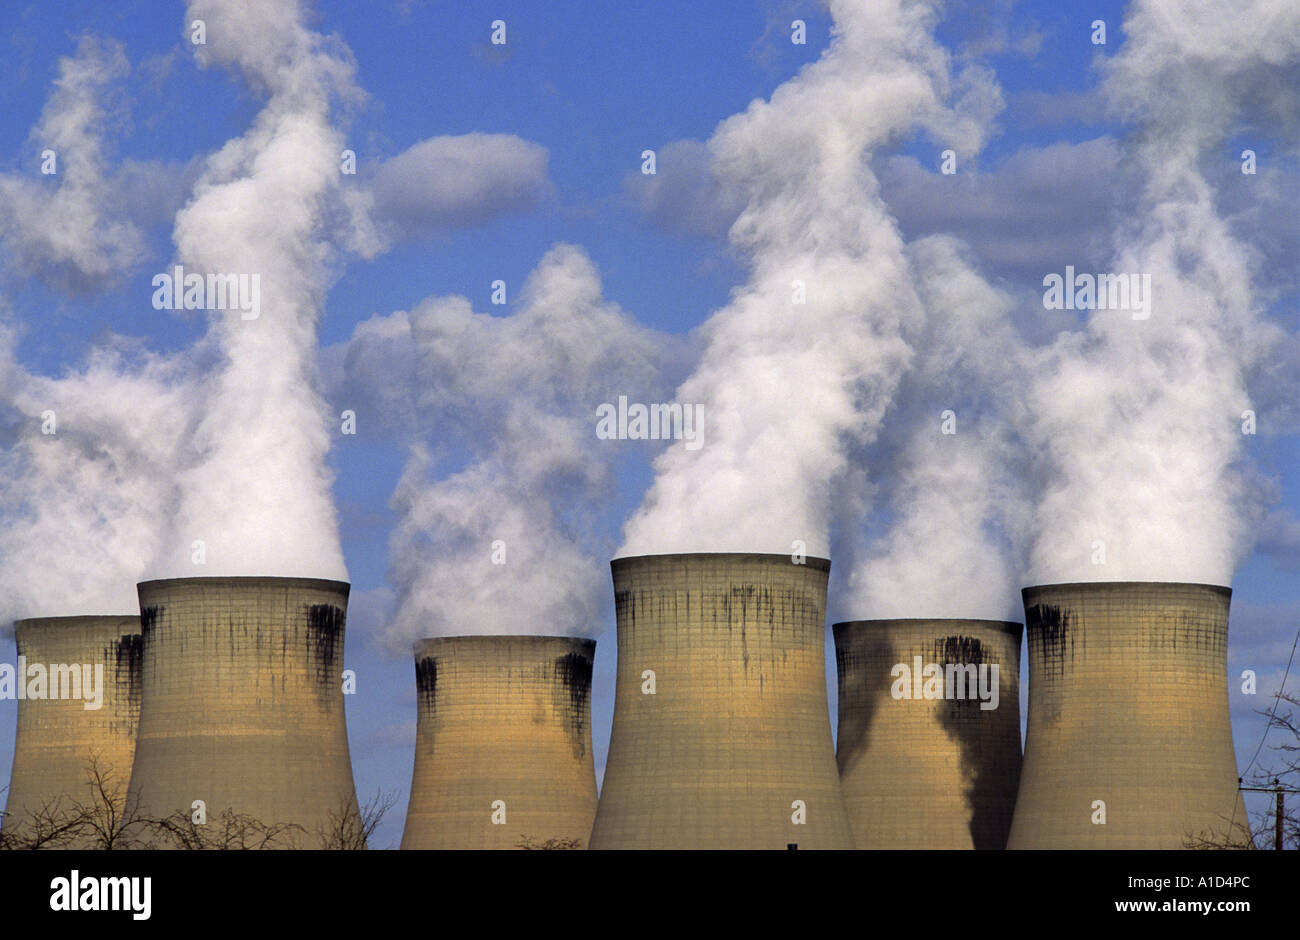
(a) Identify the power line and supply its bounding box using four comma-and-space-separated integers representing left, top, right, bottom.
1229, 620, 1300, 846
1243, 621, 1300, 779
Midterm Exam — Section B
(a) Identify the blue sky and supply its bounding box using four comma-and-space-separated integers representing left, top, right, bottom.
0, 0, 1296, 850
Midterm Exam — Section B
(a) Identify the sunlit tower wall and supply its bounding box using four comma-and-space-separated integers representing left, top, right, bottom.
589, 553, 853, 849
126, 577, 360, 847
1008, 582, 1250, 849
834, 618, 1023, 849
401, 635, 597, 850
2, 616, 142, 845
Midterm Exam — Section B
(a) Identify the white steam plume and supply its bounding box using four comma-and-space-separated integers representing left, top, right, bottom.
148, 0, 373, 580
334, 245, 671, 649
841, 235, 1027, 621
1020, 0, 1300, 586
0, 36, 144, 291
0, 38, 188, 629
0, 324, 192, 628
619, 0, 1001, 558
0, 11, 561, 618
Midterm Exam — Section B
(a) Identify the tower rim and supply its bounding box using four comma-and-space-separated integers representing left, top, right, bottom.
412, 634, 596, 656
136, 575, 351, 596
1021, 580, 1231, 600
14, 613, 140, 629
833, 618, 1023, 634
611, 551, 831, 572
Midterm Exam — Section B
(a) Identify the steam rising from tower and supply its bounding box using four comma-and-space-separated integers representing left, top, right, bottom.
151, 0, 374, 580
335, 245, 669, 648
0, 34, 192, 631
620, 0, 1000, 557
841, 236, 1025, 622
1019, 0, 1300, 584
0, 346, 191, 631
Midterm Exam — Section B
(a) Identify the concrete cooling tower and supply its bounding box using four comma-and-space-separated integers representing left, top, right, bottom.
1008, 582, 1250, 849
2, 616, 142, 846
589, 553, 853, 849
401, 635, 597, 850
834, 619, 1023, 849
126, 577, 360, 848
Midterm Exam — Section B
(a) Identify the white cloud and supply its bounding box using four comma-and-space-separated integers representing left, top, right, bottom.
370, 133, 550, 240
623, 138, 746, 239
0, 36, 144, 292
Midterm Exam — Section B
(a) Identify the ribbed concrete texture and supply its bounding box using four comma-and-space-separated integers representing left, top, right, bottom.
834, 619, 1023, 849
1008, 582, 1250, 849
589, 553, 853, 849
2, 616, 142, 845
126, 577, 360, 848
401, 635, 597, 850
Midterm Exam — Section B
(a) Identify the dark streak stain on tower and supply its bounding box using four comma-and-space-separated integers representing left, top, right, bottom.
834, 618, 1022, 850
1010, 582, 1250, 849
126, 577, 361, 848
112, 631, 145, 713
552, 651, 592, 759
3, 615, 144, 848
1026, 603, 1071, 679
306, 602, 346, 693
415, 654, 439, 712
402, 635, 598, 850
591, 553, 852, 849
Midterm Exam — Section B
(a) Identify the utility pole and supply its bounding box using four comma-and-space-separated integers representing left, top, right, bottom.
1240, 780, 1297, 849
1277, 780, 1285, 852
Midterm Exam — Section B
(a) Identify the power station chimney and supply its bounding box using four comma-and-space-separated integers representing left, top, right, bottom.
126, 577, 360, 847
833, 618, 1022, 849
589, 553, 853, 849
1008, 582, 1250, 849
401, 635, 597, 849
2, 616, 142, 846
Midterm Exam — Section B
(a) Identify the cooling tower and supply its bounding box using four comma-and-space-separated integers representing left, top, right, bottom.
589, 552, 853, 849
2, 616, 141, 846
834, 619, 1022, 849
1008, 582, 1250, 849
126, 577, 360, 848
400, 635, 597, 850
